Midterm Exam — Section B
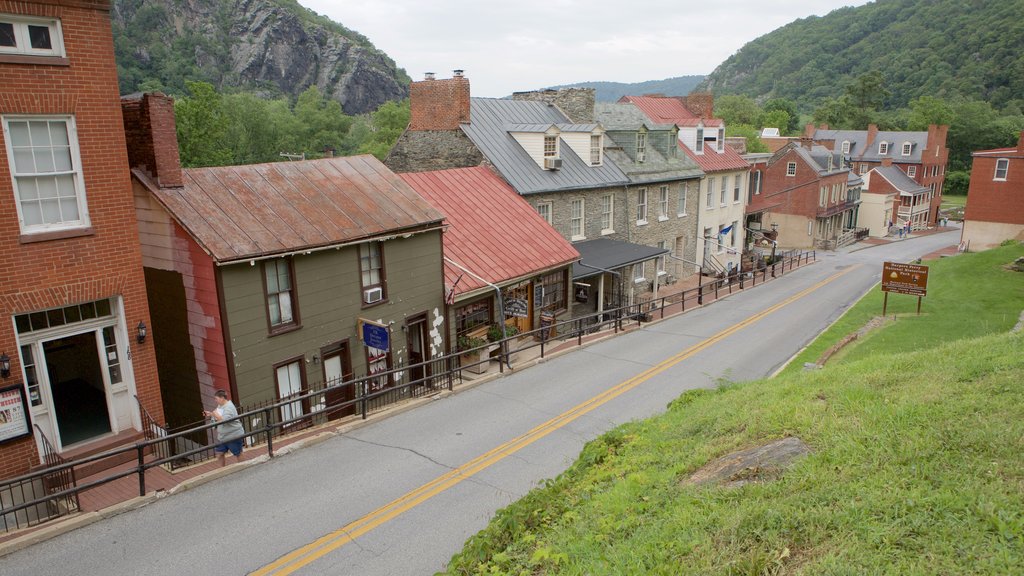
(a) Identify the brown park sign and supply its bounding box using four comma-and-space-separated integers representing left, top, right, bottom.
881, 261, 929, 297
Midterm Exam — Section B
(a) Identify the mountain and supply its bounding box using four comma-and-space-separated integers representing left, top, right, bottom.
111, 0, 410, 115
544, 76, 706, 102
699, 0, 1024, 110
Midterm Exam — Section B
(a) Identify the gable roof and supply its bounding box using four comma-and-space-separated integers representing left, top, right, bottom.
400, 167, 579, 296
872, 166, 929, 196
770, 142, 850, 178
813, 128, 929, 163
680, 140, 750, 173
145, 155, 444, 264
594, 102, 704, 183
619, 95, 724, 127
460, 98, 629, 195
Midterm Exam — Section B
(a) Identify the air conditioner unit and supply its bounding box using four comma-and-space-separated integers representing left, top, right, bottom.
544, 156, 562, 170
363, 287, 383, 304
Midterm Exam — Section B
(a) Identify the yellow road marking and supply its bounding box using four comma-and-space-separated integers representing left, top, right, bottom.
252, 264, 859, 575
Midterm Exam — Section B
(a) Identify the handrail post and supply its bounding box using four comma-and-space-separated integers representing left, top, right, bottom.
264, 407, 274, 457
137, 444, 146, 497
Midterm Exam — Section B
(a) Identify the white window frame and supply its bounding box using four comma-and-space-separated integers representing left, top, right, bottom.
858, 163, 868, 175
543, 135, 558, 157
570, 198, 585, 240
634, 260, 647, 283
0, 15, 65, 57
2, 115, 90, 235
719, 176, 728, 206
658, 185, 669, 220
717, 128, 724, 152
695, 127, 704, 153
994, 158, 1009, 181
733, 173, 741, 203
656, 241, 667, 275
752, 170, 762, 196
677, 182, 688, 216
730, 220, 739, 248
636, 188, 648, 225
590, 134, 603, 166
907, 165, 917, 178
901, 142, 912, 156
636, 132, 647, 163
786, 162, 797, 177
705, 178, 714, 209
600, 194, 614, 234
841, 140, 850, 154
878, 142, 889, 155
536, 201, 553, 224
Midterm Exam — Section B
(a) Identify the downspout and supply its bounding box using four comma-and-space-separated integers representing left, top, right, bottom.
444, 257, 509, 365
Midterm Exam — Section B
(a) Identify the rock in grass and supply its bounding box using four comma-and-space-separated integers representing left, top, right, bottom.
686, 437, 811, 488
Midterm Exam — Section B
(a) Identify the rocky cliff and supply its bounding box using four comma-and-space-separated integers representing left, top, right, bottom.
112, 0, 409, 115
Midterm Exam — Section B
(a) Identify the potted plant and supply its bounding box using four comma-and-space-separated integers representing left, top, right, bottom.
457, 334, 489, 374
486, 323, 520, 343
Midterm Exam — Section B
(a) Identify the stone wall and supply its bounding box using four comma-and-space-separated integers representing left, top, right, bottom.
512, 88, 596, 124
385, 130, 483, 174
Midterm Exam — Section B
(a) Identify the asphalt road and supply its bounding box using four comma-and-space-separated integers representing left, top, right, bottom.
2, 230, 961, 576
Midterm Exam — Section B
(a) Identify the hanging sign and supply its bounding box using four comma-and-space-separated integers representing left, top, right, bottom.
0, 384, 31, 444
359, 319, 390, 351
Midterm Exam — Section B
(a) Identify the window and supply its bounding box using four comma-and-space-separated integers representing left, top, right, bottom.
907, 165, 917, 178
634, 260, 646, 282
901, 142, 912, 156
0, 15, 64, 57
656, 241, 667, 275
539, 271, 567, 313
705, 178, 714, 208
275, 359, 307, 424
878, 142, 889, 155
677, 182, 688, 216
264, 259, 298, 330
858, 163, 868, 175
455, 300, 491, 339
570, 198, 585, 239
720, 176, 728, 206
995, 158, 1009, 180
543, 135, 557, 157
730, 220, 739, 248
696, 127, 704, 153
636, 132, 647, 162
359, 242, 386, 305
365, 344, 392, 393
668, 133, 678, 158
750, 170, 762, 198
819, 186, 827, 207
841, 140, 851, 154
658, 186, 669, 220
637, 188, 648, 224
536, 201, 552, 224
827, 155, 834, 172
733, 174, 741, 203
717, 224, 727, 253
3, 116, 89, 234
717, 128, 724, 152
786, 162, 797, 177
590, 134, 602, 165
600, 194, 614, 233
20, 344, 41, 407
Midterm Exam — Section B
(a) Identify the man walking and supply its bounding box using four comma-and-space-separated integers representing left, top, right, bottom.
204, 390, 245, 466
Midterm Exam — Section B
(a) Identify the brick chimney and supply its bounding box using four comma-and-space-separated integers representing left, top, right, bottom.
803, 123, 817, 138
881, 157, 893, 167
1018, 130, 1024, 153
512, 87, 596, 123
121, 92, 182, 188
865, 123, 879, 148
409, 71, 471, 131
683, 92, 714, 119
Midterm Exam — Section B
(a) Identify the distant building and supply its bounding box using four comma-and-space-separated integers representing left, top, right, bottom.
862, 160, 932, 232
961, 132, 1024, 250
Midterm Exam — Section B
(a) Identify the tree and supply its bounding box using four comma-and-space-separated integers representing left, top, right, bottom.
358, 100, 410, 160
763, 98, 800, 134
761, 110, 791, 134
175, 81, 232, 167
725, 125, 770, 153
812, 97, 851, 128
906, 96, 954, 130
844, 71, 890, 128
714, 95, 762, 127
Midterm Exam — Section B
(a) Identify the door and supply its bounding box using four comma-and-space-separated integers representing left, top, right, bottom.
322, 342, 354, 420
405, 313, 430, 387
42, 331, 113, 448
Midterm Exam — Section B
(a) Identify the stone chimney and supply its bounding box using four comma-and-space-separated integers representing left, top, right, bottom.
512, 88, 595, 123
409, 72, 471, 131
683, 92, 714, 119
865, 123, 879, 148
121, 92, 182, 188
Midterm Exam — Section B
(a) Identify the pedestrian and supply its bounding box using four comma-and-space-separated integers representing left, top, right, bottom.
204, 389, 245, 466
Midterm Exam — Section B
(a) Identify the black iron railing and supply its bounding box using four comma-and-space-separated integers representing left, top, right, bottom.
0, 427, 79, 533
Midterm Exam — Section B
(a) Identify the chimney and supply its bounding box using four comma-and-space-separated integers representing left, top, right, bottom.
512, 88, 596, 123
865, 123, 879, 147
881, 157, 893, 167
683, 92, 714, 119
799, 137, 813, 150
803, 123, 817, 138
120, 92, 183, 188
1018, 130, 1024, 153
409, 72, 471, 131
424, 72, 435, 80
453, 69, 464, 78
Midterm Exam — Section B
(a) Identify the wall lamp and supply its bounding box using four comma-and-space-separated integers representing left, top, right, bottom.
0, 352, 9, 378
136, 321, 147, 344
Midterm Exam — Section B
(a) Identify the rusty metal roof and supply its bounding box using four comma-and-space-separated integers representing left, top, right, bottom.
399, 166, 579, 297
148, 156, 445, 264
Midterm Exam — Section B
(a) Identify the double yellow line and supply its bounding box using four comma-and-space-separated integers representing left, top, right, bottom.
252, 264, 858, 575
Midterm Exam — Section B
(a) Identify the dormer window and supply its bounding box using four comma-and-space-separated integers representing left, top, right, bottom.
901, 142, 912, 156
0, 15, 65, 58
827, 155, 834, 171
636, 132, 646, 163
695, 127, 704, 154
543, 135, 558, 157
717, 128, 724, 152
841, 140, 851, 154
878, 142, 889, 155
590, 134, 602, 166
669, 130, 678, 158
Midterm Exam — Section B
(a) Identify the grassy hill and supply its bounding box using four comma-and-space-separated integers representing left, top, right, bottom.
700, 0, 1024, 111
441, 243, 1024, 575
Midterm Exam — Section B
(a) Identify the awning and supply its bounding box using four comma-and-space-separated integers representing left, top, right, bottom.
571, 238, 669, 280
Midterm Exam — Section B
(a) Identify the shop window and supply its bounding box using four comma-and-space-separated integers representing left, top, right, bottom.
455, 300, 491, 338
539, 271, 567, 313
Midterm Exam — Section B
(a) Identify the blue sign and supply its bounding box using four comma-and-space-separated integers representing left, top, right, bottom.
361, 321, 390, 351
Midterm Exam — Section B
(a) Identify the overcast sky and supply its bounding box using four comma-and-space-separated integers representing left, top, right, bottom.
300, 0, 872, 98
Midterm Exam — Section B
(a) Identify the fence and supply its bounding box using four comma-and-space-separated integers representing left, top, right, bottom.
0, 250, 815, 534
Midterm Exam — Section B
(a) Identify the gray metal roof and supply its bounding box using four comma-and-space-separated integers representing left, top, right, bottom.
593, 102, 675, 131
814, 128, 929, 163
461, 98, 629, 195
572, 237, 668, 279
873, 166, 929, 195
595, 102, 703, 184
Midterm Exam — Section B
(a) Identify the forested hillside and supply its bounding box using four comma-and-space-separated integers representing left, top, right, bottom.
700, 0, 1024, 111
545, 76, 705, 102
111, 0, 409, 115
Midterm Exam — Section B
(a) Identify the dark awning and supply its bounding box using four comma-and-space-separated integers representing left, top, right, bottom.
571, 238, 669, 280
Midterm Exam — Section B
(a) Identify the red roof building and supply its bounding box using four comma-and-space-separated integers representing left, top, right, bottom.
401, 167, 579, 342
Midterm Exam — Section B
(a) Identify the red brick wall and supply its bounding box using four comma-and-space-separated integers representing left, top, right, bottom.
684, 93, 714, 119
0, 0, 162, 476
965, 154, 1024, 225
409, 76, 471, 131
760, 148, 823, 218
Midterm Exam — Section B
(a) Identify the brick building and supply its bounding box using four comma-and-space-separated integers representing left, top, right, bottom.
961, 131, 1024, 250
0, 0, 161, 476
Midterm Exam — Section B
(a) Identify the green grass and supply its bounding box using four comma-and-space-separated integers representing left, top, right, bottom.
940, 196, 967, 209
781, 243, 1024, 375
440, 245, 1024, 576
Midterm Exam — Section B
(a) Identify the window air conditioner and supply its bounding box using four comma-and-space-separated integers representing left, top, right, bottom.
363, 287, 383, 304
544, 156, 562, 170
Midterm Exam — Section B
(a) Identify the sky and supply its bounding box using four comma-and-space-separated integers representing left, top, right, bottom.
300, 0, 872, 98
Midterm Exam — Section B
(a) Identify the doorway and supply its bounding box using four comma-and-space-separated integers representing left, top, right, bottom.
405, 313, 430, 387
43, 332, 112, 447
322, 342, 354, 420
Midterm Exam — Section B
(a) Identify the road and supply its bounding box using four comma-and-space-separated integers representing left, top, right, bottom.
2, 231, 961, 576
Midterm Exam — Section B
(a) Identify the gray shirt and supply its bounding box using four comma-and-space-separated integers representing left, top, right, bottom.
215, 401, 245, 442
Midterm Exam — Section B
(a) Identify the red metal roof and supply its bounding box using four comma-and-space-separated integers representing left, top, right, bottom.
399, 166, 579, 297
147, 155, 445, 263
620, 95, 724, 127
680, 141, 750, 173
